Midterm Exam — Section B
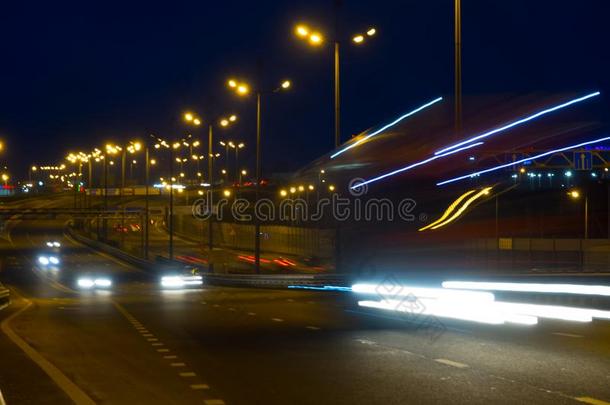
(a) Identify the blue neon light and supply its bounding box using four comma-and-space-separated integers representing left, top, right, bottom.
436, 136, 610, 186
350, 142, 484, 190
331, 97, 443, 159
434, 92, 601, 156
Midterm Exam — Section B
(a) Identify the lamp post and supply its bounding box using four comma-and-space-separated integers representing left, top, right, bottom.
568, 189, 588, 239
144, 146, 150, 259
152, 137, 185, 260
455, 0, 462, 134
184, 112, 237, 272
294, 23, 376, 148
227, 77, 291, 273
230, 142, 245, 183
219, 140, 232, 182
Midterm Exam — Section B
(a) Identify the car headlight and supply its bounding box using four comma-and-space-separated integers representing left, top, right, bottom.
77, 278, 95, 288
94, 278, 112, 288
53, 242, 61, 248
46, 242, 53, 247
160, 275, 202, 288
38, 256, 49, 266
161, 276, 185, 288
49, 256, 59, 265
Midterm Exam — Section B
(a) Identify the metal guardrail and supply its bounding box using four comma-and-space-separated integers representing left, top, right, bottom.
202, 273, 349, 288
65, 227, 151, 271
67, 226, 349, 289
0, 283, 10, 310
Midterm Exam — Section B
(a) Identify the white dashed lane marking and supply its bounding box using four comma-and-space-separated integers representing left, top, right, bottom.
434, 358, 469, 369
552, 332, 584, 338
271, 318, 284, 322
179, 372, 197, 378
306, 326, 321, 330
247, 312, 256, 316
113, 301, 227, 404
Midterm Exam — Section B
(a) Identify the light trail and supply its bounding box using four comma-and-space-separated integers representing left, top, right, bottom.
437, 136, 610, 186
429, 187, 492, 230
442, 281, 610, 296
418, 189, 477, 231
350, 142, 483, 190
331, 97, 443, 159
434, 91, 601, 156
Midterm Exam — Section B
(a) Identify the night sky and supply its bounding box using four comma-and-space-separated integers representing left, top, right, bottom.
1, 1, 609, 178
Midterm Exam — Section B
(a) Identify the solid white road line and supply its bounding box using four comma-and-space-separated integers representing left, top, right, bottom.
1, 298, 96, 405
434, 358, 469, 369
0, 387, 6, 405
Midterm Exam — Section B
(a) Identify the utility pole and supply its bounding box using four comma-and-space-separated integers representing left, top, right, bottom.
454, 0, 462, 136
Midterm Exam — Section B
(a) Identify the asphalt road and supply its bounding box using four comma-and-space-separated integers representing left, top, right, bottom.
1, 196, 610, 404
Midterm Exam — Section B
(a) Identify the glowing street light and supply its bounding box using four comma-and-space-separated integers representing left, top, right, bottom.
293, 22, 377, 148
568, 189, 588, 239
226, 76, 291, 273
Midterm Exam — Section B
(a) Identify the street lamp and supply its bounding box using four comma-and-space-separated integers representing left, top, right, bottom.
294, 22, 376, 148
227, 77, 291, 273
568, 189, 588, 239
152, 134, 192, 260
184, 111, 238, 271
231, 142, 245, 183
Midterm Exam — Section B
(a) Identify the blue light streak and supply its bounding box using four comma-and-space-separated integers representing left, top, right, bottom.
436, 136, 610, 186
434, 91, 601, 156
350, 142, 483, 190
331, 97, 443, 159
287, 285, 352, 292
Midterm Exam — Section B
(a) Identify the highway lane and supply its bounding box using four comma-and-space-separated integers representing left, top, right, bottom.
1, 199, 610, 403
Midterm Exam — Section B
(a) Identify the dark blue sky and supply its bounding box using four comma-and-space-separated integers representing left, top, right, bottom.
1, 1, 609, 177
